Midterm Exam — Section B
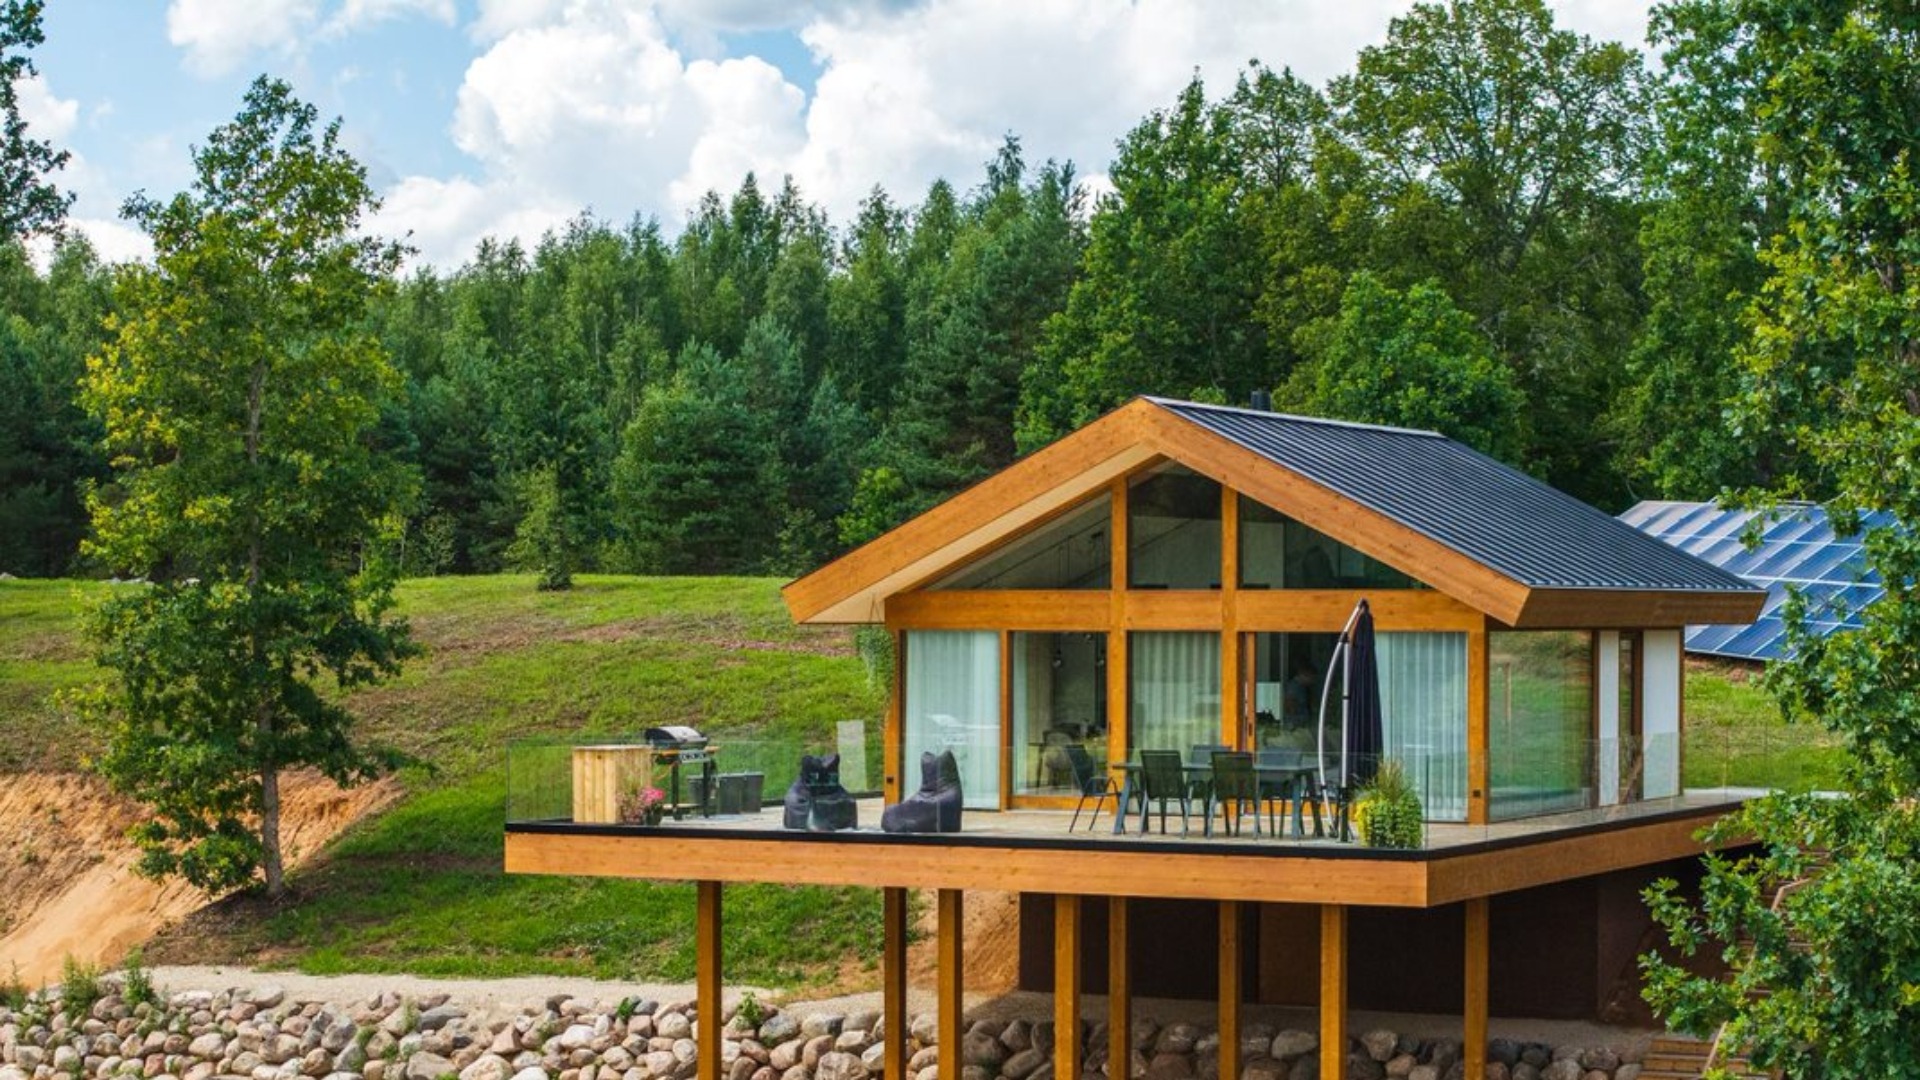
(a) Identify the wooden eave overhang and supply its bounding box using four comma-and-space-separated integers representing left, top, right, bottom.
782, 398, 1766, 629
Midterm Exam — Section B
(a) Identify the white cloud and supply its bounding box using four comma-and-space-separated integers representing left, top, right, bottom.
16, 74, 78, 141
328, 0, 456, 36
385, 0, 1655, 266
166, 0, 320, 76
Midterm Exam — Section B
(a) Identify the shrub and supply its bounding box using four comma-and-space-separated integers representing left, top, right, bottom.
61, 955, 104, 1016
0, 963, 27, 1010
1355, 759, 1423, 848
122, 947, 157, 1007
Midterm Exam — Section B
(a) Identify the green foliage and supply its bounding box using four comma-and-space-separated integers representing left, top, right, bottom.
506, 464, 575, 591
119, 946, 156, 1007
1354, 758, 1423, 849
1637, 1, 1920, 1071
58, 955, 101, 1016
735, 992, 764, 1029
0, 0, 70, 238
71, 78, 416, 897
0, 963, 26, 1010
1287, 273, 1523, 459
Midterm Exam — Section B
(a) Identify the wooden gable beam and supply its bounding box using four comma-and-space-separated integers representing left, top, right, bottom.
1138, 405, 1535, 626
782, 399, 1163, 624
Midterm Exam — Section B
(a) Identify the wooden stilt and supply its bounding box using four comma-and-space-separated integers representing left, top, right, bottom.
1320, 904, 1347, 1080
696, 880, 722, 1080
1464, 897, 1489, 1079
1219, 900, 1242, 1080
938, 889, 965, 1080
1055, 895, 1082, 1080
1108, 897, 1131, 1080
883, 887, 909, 1080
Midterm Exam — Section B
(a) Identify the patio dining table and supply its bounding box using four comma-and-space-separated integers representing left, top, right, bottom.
1107, 759, 1322, 837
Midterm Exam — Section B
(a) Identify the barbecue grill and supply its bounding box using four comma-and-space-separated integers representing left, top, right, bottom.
645, 726, 717, 818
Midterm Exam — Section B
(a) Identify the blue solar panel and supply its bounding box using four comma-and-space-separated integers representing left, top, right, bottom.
1617, 501, 1889, 663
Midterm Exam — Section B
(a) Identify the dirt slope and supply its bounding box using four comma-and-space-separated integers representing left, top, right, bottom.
0, 770, 396, 985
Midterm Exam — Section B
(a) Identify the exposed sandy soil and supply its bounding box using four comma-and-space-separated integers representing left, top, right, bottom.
0, 770, 399, 985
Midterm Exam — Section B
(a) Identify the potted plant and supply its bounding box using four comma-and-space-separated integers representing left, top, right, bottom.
618, 786, 668, 826
1352, 759, 1422, 849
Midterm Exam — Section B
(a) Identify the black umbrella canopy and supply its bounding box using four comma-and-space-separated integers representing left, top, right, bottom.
1343, 599, 1383, 786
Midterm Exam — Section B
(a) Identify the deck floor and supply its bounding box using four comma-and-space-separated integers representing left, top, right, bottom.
586, 787, 1757, 854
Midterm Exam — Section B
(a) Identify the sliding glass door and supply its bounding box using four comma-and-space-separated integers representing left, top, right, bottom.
902, 630, 1001, 809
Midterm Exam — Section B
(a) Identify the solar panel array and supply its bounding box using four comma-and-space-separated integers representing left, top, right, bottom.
1617, 501, 1887, 662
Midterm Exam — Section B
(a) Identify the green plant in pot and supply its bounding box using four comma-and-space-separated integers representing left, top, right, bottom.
1353, 758, 1423, 848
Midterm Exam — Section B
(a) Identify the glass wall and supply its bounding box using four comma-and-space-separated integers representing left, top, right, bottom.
1489, 630, 1594, 820
1010, 632, 1108, 797
1239, 496, 1418, 589
902, 630, 1001, 809
932, 494, 1111, 589
1377, 632, 1469, 821
1245, 631, 1338, 750
1129, 465, 1222, 589
1129, 632, 1222, 755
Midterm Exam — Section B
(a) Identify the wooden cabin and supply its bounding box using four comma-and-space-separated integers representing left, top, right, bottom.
506, 397, 1766, 1080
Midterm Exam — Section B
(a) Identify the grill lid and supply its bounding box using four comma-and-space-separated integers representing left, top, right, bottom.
645, 725, 707, 748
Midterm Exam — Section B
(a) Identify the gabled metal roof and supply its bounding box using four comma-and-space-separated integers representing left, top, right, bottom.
1156, 399, 1758, 594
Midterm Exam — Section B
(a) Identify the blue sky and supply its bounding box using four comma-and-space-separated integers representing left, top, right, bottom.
27, 1, 1652, 268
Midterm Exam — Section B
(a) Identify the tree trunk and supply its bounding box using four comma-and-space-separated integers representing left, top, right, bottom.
261, 765, 284, 897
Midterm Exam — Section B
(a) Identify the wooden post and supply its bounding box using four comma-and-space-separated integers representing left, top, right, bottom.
1219, 900, 1242, 1080
1055, 895, 1082, 1080
1464, 897, 1489, 1079
883, 887, 909, 1080
1109, 476, 1130, 767
1320, 904, 1347, 1080
1467, 628, 1490, 825
1109, 896, 1131, 1080
697, 880, 722, 1080
938, 889, 965, 1080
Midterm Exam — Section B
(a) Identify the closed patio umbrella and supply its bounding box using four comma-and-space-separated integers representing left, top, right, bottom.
1316, 598, 1384, 793
1343, 599, 1382, 787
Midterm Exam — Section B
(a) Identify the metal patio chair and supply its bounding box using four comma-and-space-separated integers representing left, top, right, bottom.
1066, 743, 1119, 833
1205, 751, 1262, 838
1137, 749, 1192, 836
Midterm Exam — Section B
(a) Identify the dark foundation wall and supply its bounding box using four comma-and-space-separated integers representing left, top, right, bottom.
1015, 856, 1714, 1022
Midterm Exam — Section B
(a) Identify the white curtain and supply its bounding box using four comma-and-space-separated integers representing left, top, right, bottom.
1376, 631, 1468, 822
1130, 632, 1222, 754
903, 630, 1001, 809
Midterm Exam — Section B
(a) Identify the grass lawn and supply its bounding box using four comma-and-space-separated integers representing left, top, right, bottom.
1, 574, 889, 987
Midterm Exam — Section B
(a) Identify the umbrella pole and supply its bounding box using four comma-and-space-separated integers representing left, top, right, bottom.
1316, 603, 1366, 795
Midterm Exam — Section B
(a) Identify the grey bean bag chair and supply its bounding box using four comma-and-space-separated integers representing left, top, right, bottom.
882, 749, 963, 833
783, 753, 858, 832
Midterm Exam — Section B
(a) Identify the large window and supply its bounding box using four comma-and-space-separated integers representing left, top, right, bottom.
933, 494, 1111, 589
1489, 631, 1594, 820
1129, 465, 1221, 589
1245, 631, 1338, 750
1239, 496, 1418, 589
1011, 632, 1108, 797
1377, 632, 1468, 821
902, 630, 1001, 809
1129, 632, 1222, 754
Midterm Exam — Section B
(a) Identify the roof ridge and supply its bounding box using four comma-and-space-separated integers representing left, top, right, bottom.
1143, 396, 1446, 439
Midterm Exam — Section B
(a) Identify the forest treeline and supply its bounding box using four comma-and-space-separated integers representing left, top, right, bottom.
0, 0, 1807, 581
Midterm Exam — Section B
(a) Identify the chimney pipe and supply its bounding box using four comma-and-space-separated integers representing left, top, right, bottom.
1250, 389, 1273, 412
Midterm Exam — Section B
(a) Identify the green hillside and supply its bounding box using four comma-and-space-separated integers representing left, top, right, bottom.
1, 574, 889, 986
0, 575, 1846, 983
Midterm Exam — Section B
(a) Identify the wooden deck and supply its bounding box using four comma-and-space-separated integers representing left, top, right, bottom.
504, 789, 1752, 907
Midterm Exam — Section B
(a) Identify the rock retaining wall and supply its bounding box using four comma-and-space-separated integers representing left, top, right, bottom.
0, 987, 1649, 1080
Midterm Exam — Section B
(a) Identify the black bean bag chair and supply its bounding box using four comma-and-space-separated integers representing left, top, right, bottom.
881, 749, 963, 833
783, 753, 858, 832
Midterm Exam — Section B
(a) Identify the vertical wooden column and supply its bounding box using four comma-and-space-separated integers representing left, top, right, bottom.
1219, 901, 1242, 1080
1055, 895, 1083, 1079
886, 627, 905, 804
1000, 630, 1015, 809
1466, 627, 1491, 825
937, 889, 965, 1080
882, 887, 910, 1080
696, 880, 722, 1080
1108, 476, 1131, 768
1319, 904, 1348, 1080
1220, 485, 1242, 748
1464, 897, 1489, 1079
1108, 897, 1132, 1080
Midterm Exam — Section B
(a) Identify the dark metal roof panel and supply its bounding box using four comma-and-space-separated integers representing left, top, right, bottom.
1152, 398, 1759, 593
